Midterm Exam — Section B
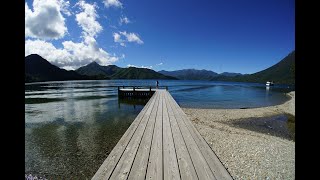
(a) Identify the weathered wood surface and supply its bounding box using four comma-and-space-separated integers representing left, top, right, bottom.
92, 89, 233, 180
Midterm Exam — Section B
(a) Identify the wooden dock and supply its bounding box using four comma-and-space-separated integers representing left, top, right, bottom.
118, 86, 168, 98
93, 89, 233, 180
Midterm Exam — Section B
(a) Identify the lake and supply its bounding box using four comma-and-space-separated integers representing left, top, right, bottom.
25, 80, 293, 179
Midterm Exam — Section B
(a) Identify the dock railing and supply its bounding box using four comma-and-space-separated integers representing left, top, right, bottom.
117, 86, 168, 98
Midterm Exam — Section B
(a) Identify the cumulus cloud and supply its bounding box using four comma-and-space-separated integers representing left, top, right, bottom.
127, 64, 153, 69
113, 32, 125, 46
120, 31, 143, 44
25, 0, 125, 70
58, 0, 72, 16
103, 0, 122, 8
119, 16, 130, 25
75, 0, 102, 37
113, 31, 143, 46
25, 39, 119, 69
156, 62, 163, 66
25, 0, 68, 40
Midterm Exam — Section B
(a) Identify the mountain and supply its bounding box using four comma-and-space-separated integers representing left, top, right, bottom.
25, 54, 88, 83
112, 67, 177, 80
75, 61, 120, 79
25, 54, 177, 82
27, 51, 294, 84
158, 69, 219, 80
220, 72, 243, 77
211, 51, 295, 84
76, 61, 176, 80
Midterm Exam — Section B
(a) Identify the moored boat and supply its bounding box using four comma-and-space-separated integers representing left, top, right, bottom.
266, 81, 274, 86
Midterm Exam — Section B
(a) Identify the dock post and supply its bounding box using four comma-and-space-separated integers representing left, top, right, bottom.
166, 86, 168, 91
149, 87, 152, 97
118, 86, 121, 97
133, 86, 136, 97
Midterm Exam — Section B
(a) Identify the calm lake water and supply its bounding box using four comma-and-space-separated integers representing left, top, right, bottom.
25, 80, 294, 179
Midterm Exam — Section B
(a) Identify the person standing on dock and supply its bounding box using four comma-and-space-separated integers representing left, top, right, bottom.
156, 80, 159, 89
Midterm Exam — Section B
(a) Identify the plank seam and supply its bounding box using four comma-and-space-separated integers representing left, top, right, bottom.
106, 93, 158, 180
167, 93, 232, 179
167, 93, 215, 178
172, 97, 233, 179
164, 92, 199, 180
125, 92, 160, 180
164, 92, 182, 180
162, 92, 164, 180
145, 91, 163, 180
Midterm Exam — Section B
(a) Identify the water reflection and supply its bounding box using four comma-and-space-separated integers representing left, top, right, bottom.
118, 97, 149, 109
25, 100, 144, 179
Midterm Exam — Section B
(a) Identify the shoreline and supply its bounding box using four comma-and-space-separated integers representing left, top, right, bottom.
182, 91, 295, 179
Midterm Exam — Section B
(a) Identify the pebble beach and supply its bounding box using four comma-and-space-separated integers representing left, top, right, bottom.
182, 91, 295, 179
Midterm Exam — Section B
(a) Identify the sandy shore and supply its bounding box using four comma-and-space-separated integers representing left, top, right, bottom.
182, 91, 295, 179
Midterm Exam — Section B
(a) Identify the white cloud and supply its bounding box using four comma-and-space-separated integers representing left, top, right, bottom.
25, 0, 122, 70
119, 16, 130, 25
120, 31, 144, 44
25, 0, 68, 40
58, 0, 72, 16
127, 64, 137, 68
25, 39, 119, 70
113, 32, 126, 46
113, 31, 143, 46
156, 62, 163, 66
142, 65, 153, 69
75, 1, 102, 37
113, 32, 122, 42
103, 0, 122, 8
127, 64, 153, 69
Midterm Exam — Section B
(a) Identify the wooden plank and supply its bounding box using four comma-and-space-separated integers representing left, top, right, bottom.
94, 89, 232, 180
166, 92, 233, 180
109, 92, 160, 180
92, 92, 158, 180
162, 92, 181, 180
164, 91, 216, 180
165, 92, 199, 180
127, 91, 160, 180
146, 90, 163, 180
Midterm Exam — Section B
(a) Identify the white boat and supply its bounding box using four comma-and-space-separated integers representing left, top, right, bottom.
266, 81, 274, 86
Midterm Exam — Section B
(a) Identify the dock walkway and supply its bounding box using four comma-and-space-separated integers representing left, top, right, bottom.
92, 89, 233, 180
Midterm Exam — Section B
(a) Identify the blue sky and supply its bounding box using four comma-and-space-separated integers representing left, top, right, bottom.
25, 0, 295, 74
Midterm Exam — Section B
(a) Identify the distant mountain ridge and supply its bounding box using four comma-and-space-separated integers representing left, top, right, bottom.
211, 51, 295, 84
75, 61, 176, 80
158, 69, 241, 80
25, 51, 295, 84
110, 67, 177, 79
158, 51, 295, 85
220, 72, 243, 77
25, 54, 176, 83
25, 54, 89, 83
75, 62, 120, 79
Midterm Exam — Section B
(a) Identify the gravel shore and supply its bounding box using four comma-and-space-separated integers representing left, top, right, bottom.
182, 91, 295, 179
